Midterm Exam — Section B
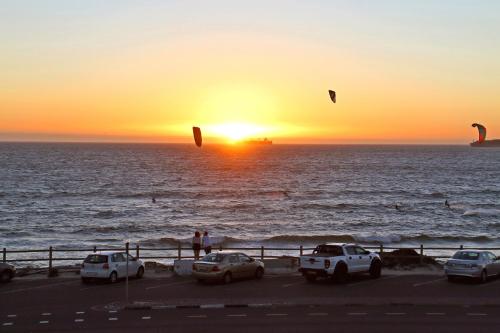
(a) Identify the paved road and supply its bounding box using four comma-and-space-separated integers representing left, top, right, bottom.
1, 272, 500, 332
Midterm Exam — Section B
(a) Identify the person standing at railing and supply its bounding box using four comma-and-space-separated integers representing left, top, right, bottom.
192, 231, 201, 260
202, 231, 212, 255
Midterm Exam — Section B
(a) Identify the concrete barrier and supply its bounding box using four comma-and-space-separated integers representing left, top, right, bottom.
174, 259, 194, 276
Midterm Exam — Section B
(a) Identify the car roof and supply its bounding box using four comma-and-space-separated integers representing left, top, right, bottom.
455, 250, 484, 253
87, 251, 125, 256
212, 250, 240, 255
323, 243, 357, 247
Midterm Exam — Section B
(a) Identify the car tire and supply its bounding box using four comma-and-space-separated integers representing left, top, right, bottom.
333, 263, 348, 283
479, 270, 487, 284
0, 270, 13, 283
197, 278, 205, 284
255, 267, 264, 280
109, 271, 118, 284
447, 275, 455, 282
223, 272, 232, 284
136, 266, 144, 279
369, 259, 382, 279
81, 277, 91, 284
305, 274, 317, 283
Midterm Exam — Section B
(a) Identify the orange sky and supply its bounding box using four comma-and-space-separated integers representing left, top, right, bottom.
1, 1, 499, 144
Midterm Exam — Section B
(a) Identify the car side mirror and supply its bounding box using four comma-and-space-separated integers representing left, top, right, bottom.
248, 258, 255, 262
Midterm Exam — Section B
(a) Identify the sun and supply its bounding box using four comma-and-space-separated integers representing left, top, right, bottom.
207, 122, 267, 143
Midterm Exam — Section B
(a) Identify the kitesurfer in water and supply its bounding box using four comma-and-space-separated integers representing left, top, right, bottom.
395, 204, 401, 211
152, 196, 156, 203
445, 200, 450, 208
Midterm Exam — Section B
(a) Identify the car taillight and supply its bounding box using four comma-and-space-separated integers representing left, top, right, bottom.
102, 263, 109, 269
212, 266, 221, 272
324, 259, 330, 269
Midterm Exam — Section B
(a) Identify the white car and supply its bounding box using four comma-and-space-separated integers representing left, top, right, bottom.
80, 252, 145, 283
299, 243, 382, 283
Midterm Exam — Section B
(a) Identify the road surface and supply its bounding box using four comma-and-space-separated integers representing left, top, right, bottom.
1, 272, 499, 332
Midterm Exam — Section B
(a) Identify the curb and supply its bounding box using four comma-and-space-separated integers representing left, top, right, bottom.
125, 301, 500, 311
126, 303, 275, 310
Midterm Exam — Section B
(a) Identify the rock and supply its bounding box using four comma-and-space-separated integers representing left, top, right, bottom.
380, 249, 441, 269
48, 268, 59, 277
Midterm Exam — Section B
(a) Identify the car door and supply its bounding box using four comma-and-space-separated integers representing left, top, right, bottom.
354, 246, 372, 271
227, 254, 241, 278
486, 252, 499, 275
126, 254, 138, 277
112, 253, 127, 278
238, 253, 254, 278
344, 246, 360, 272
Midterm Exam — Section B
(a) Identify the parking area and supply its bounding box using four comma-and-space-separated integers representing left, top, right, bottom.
2, 271, 500, 306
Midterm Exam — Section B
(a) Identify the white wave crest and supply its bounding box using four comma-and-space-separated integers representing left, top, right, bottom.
463, 209, 500, 217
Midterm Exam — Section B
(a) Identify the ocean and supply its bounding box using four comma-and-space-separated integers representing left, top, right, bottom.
1, 143, 499, 254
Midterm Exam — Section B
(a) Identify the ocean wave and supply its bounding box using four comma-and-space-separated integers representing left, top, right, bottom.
140, 235, 249, 247
463, 209, 500, 217
75, 224, 146, 233
93, 210, 115, 219
292, 203, 379, 211
262, 234, 356, 244
139, 233, 500, 247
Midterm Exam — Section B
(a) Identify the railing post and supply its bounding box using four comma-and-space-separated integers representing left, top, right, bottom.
2, 248, 6, 263
460, 244, 463, 250
48, 246, 53, 276
178, 243, 181, 260
219, 245, 223, 251
260, 246, 264, 260
125, 242, 129, 304
379, 244, 384, 254
136, 244, 140, 259
419, 244, 424, 264
299, 245, 303, 256
93, 246, 97, 253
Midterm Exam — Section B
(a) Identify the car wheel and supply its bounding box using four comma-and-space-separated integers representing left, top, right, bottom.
197, 278, 205, 284
223, 272, 232, 284
447, 275, 455, 283
333, 263, 348, 283
0, 270, 13, 283
369, 259, 382, 279
109, 271, 118, 284
305, 274, 317, 283
255, 267, 264, 280
479, 270, 487, 284
81, 277, 91, 284
136, 266, 144, 279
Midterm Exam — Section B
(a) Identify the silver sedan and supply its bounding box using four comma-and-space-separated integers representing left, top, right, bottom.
445, 250, 500, 283
192, 251, 265, 284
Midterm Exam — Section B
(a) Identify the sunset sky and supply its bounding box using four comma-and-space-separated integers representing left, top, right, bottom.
1, 1, 499, 144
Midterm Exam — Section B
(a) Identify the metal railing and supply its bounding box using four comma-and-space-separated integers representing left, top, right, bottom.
2, 243, 500, 272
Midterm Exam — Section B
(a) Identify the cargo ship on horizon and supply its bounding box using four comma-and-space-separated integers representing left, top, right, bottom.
243, 138, 273, 145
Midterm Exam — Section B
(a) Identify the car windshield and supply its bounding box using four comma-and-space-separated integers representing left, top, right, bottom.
84, 255, 108, 264
201, 253, 225, 262
452, 252, 480, 260
313, 245, 343, 256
